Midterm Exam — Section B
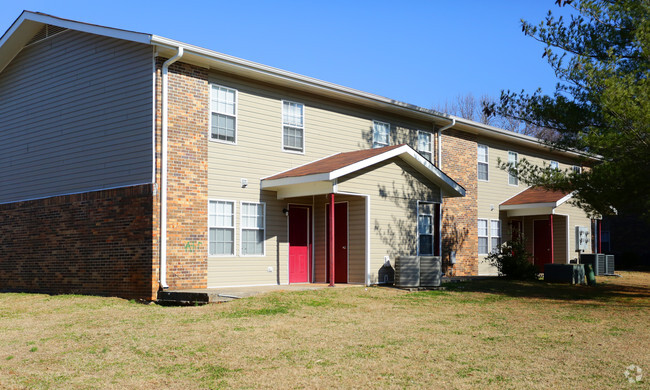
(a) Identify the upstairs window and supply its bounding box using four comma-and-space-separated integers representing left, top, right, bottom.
373, 121, 390, 148
418, 131, 433, 162
282, 101, 304, 152
241, 202, 265, 256
208, 200, 235, 256
477, 144, 489, 181
210, 85, 237, 143
508, 151, 518, 186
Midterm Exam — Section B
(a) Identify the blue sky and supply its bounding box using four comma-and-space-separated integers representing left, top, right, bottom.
0, 1, 568, 110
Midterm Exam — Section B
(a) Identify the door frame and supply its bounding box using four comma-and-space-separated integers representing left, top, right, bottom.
324, 201, 349, 284
287, 203, 313, 284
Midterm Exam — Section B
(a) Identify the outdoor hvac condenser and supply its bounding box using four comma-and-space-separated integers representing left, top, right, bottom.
395, 256, 419, 288
580, 254, 615, 276
419, 256, 442, 287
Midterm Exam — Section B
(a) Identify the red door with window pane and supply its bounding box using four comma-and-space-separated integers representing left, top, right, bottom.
289, 205, 310, 283
326, 203, 348, 283
534, 219, 552, 272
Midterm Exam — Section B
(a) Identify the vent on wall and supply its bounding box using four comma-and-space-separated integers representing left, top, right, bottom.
26, 25, 68, 46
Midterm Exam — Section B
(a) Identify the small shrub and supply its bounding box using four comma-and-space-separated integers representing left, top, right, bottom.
486, 238, 538, 280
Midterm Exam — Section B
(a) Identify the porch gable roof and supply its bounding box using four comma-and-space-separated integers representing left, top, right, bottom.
500, 187, 573, 217
261, 144, 465, 199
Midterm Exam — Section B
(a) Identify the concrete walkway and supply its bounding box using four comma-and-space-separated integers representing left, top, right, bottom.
157, 283, 361, 304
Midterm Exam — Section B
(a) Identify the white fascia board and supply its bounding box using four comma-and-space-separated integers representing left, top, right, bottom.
329, 146, 410, 179
151, 35, 454, 124
328, 145, 465, 197
261, 173, 332, 189
555, 192, 575, 207
21, 11, 151, 44
501, 202, 557, 211
399, 150, 466, 197
506, 207, 555, 217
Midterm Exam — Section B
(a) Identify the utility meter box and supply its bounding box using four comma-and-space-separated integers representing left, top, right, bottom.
575, 226, 590, 252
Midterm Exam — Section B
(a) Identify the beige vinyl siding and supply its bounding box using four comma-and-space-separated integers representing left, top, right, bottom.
207, 72, 436, 286
553, 214, 568, 264
555, 201, 593, 260
337, 157, 441, 283
0, 30, 153, 203
475, 137, 591, 274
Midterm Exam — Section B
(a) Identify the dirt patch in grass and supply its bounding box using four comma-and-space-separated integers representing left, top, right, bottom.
1, 272, 648, 389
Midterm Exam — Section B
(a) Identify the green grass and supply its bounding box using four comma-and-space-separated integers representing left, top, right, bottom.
0, 271, 648, 389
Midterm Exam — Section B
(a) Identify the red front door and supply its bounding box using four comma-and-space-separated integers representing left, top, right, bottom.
534, 219, 552, 272
289, 205, 310, 283
326, 202, 348, 283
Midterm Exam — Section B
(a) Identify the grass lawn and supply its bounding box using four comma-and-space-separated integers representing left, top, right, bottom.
1, 272, 648, 389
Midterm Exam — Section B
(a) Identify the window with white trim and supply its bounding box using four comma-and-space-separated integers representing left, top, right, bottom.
210, 85, 237, 143
418, 203, 435, 255
418, 131, 433, 162
490, 219, 501, 253
208, 200, 235, 256
478, 219, 488, 255
282, 101, 304, 152
572, 165, 582, 174
550, 160, 559, 170
373, 120, 390, 148
477, 144, 489, 181
508, 151, 518, 185
241, 202, 265, 255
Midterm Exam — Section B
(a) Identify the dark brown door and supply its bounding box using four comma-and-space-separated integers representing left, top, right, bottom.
326, 203, 348, 283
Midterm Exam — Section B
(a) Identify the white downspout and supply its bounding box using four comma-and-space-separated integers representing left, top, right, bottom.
160, 47, 184, 289
436, 118, 454, 276
437, 118, 455, 168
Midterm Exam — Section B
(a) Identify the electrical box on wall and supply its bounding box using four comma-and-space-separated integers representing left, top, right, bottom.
575, 226, 590, 252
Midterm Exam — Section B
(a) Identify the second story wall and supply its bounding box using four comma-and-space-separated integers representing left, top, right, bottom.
0, 29, 154, 204
206, 72, 437, 200
476, 137, 583, 213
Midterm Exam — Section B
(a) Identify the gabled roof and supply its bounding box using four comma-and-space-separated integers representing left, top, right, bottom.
0, 11, 597, 161
500, 187, 573, 217
501, 187, 571, 207
261, 144, 465, 199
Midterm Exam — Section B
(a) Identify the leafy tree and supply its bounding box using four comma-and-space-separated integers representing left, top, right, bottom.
484, 0, 650, 221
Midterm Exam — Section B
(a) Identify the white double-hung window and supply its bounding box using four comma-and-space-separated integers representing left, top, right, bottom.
418, 131, 433, 161
550, 160, 559, 170
477, 144, 489, 181
241, 202, 265, 256
208, 200, 235, 256
373, 120, 390, 148
478, 219, 489, 255
282, 101, 304, 152
508, 151, 519, 186
210, 85, 237, 143
490, 220, 501, 253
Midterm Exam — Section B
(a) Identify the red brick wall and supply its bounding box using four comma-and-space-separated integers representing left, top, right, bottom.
0, 185, 155, 299
155, 59, 209, 290
439, 129, 478, 276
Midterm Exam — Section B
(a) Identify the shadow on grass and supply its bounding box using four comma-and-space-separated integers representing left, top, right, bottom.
442, 277, 650, 307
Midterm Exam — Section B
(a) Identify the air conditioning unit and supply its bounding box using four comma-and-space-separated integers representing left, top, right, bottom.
580, 253, 615, 275
395, 256, 419, 287
395, 256, 442, 287
420, 256, 442, 287
605, 255, 615, 275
